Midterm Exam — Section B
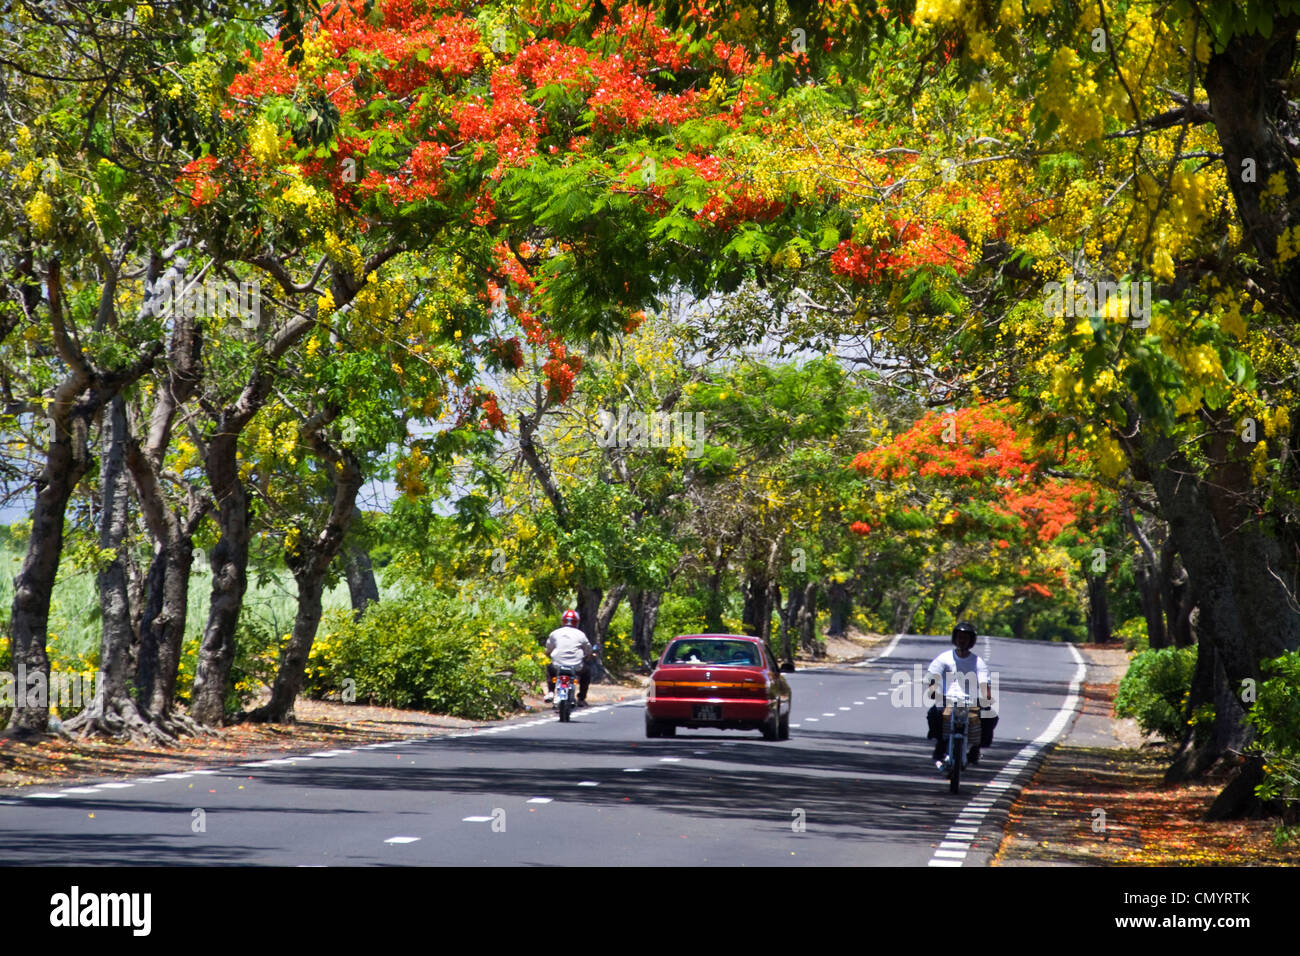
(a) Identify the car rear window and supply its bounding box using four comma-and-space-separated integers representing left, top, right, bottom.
664, 640, 760, 665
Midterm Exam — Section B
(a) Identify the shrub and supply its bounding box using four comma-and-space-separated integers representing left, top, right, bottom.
1114, 645, 1197, 741
1114, 617, 1149, 652
1247, 651, 1300, 822
304, 593, 547, 719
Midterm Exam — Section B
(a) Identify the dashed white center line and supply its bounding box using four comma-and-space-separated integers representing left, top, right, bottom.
577, 781, 599, 787
839, 707, 851, 711
623, 768, 644, 773
853, 701, 865, 705
659, 757, 681, 763
384, 836, 420, 844
527, 798, 553, 804
462, 816, 494, 822
804, 717, 819, 722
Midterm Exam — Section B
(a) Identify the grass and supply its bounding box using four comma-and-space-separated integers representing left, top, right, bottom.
0, 536, 385, 663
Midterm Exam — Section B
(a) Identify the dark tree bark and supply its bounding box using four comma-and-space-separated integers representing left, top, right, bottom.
1085, 571, 1112, 643
825, 580, 851, 636
1204, 19, 1300, 316
64, 397, 172, 743
629, 588, 662, 671
779, 584, 803, 659
5, 261, 161, 739
1124, 505, 1167, 648
344, 543, 380, 619
1161, 539, 1195, 648
189, 424, 252, 727
796, 580, 819, 656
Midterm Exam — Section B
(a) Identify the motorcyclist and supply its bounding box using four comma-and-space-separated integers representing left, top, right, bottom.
544, 609, 595, 707
925, 621, 998, 769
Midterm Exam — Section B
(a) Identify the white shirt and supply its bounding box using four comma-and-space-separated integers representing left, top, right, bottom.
926, 649, 990, 705
546, 626, 593, 668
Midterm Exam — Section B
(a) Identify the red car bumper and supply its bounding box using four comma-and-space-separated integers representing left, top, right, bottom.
646, 698, 776, 726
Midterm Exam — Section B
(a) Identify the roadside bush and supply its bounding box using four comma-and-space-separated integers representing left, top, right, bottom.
1114, 645, 1197, 741
1114, 617, 1149, 652
1247, 651, 1300, 823
303, 593, 547, 719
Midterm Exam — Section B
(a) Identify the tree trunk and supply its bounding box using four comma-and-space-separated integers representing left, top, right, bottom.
64, 397, 172, 744
630, 588, 662, 671
1124, 506, 1167, 648
825, 580, 850, 636
577, 583, 626, 682
704, 545, 728, 633
344, 542, 380, 619
4, 407, 91, 738
249, 423, 363, 723
190, 428, 250, 726
1085, 571, 1112, 643
797, 580, 819, 656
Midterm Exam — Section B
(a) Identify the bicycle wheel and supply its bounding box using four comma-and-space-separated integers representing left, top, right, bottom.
949, 736, 961, 793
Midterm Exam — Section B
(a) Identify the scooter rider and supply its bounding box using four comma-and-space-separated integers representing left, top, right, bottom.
925, 622, 998, 768
544, 609, 595, 706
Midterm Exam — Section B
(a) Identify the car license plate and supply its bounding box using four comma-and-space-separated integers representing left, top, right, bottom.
693, 705, 721, 720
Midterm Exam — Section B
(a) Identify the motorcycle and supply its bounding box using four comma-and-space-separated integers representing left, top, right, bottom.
553, 665, 578, 722
939, 684, 982, 794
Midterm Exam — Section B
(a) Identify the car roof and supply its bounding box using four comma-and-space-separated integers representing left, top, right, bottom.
667, 634, 763, 643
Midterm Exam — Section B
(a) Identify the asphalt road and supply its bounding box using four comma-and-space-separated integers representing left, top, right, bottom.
0, 634, 1084, 866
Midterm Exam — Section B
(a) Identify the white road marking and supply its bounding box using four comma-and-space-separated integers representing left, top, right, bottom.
62, 787, 104, 794
853, 701, 865, 705
156, 772, 192, 779
790, 724, 801, 728
189, 770, 219, 775
96, 783, 134, 789
659, 757, 681, 763
623, 768, 644, 773
462, 816, 494, 822
821, 712, 835, 717
839, 707, 851, 711
384, 836, 420, 844
804, 717, 819, 722
934, 849, 968, 859
928, 859, 963, 867
28, 793, 65, 799
577, 781, 599, 787
527, 798, 553, 803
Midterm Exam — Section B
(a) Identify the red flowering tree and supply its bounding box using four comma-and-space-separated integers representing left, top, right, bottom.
849, 402, 1117, 638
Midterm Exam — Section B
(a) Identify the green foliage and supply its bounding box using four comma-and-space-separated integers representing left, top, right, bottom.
303, 593, 547, 720
1115, 646, 1198, 741
175, 618, 281, 716
1115, 617, 1149, 652
1247, 651, 1300, 819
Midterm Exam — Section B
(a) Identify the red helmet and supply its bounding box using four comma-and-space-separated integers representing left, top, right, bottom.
562, 609, 580, 627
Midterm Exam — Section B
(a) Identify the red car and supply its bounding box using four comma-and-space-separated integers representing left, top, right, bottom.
645, 635, 791, 740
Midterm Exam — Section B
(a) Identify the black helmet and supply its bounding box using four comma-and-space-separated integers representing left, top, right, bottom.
951, 622, 977, 645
